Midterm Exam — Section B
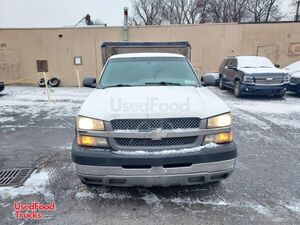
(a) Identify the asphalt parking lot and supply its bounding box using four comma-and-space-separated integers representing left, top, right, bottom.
0, 86, 299, 225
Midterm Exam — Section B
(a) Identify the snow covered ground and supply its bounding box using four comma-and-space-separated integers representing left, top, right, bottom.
0, 86, 299, 225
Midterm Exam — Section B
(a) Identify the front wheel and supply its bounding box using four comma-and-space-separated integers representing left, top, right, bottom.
234, 81, 243, 98
274, 93, 285, 98
219, 76, 226, 90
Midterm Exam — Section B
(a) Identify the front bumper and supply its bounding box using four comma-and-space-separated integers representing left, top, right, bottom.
240, 83, 288, 95
72, 140, 237, 187
288, 83, 300, 94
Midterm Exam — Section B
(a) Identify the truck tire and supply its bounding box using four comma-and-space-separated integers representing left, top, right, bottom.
274, 93, 285, 98
49, 77, 60, 87
38, 78, 46, 87
234, 80, 243, 98
219, 76, 226, 90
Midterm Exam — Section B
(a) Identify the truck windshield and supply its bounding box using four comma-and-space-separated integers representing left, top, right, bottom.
99, 57, 200, 88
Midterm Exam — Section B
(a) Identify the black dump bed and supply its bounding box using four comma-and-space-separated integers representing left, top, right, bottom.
101, 41, 191, 66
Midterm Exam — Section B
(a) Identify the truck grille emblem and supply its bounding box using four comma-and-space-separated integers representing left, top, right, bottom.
151, 128, 167, 140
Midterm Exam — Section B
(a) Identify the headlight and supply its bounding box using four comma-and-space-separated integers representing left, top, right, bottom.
283, 74, 290, 83
77, 116, 105, 131
77, 135, 109, 147
243, 75, 254, 83
207, 113, 232, 129
203, 131, 233, 145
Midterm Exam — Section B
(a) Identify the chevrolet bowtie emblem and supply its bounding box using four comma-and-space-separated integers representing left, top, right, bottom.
151, 128, 167, 140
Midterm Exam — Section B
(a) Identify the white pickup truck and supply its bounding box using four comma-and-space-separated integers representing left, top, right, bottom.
72, 53, 237, 187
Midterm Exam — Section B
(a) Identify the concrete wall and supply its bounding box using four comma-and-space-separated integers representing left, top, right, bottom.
0, 22, 300, 86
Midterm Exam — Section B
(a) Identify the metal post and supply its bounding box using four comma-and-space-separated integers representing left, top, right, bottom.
43, 72, 51, 102
296, 1, 300, 21
123, 7, 128, 41
76, 69, 81, 88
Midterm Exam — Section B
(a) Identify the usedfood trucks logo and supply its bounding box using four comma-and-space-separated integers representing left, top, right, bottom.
110, 97, 190, 113
13, 202, 56, 220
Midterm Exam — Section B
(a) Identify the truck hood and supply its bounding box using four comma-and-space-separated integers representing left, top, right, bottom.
291, 72, 300, 78
78, 86, 230, 121
239, 67, 286, 74
284, 68, 300, 76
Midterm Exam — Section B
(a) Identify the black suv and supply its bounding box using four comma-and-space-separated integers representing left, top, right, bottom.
0, 82, 4, 93
218, 56, 289, 97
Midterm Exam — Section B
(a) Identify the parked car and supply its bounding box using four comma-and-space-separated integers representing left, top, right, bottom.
201, 72, 220, 86
72, 53, 237, 187
218, 56, 289, 97
283, 61, 300, 94
0, 82, 5, 92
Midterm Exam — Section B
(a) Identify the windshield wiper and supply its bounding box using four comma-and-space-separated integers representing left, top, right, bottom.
145, 82, 181, 86
103, 84, 132, 89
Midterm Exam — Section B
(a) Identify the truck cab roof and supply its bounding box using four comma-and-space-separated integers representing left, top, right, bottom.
109, 53, 185, 60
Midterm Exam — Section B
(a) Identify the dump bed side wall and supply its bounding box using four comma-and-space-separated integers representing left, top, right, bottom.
101, 42, 191, 66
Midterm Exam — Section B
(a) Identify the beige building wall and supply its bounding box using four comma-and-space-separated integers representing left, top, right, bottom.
0, 23, 300, 86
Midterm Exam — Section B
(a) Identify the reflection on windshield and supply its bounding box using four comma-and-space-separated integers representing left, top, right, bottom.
100, 57, 199, 88
241, 66, 273, 68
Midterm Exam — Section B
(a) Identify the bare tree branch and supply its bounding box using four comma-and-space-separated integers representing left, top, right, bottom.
130, 0, 285, 25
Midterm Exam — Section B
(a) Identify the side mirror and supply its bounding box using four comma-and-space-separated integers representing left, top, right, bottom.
275, 64, 280, 68
202, 75, 216, 86
82, 77, 96, 88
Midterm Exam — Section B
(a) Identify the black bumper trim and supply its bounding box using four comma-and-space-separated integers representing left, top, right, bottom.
71, 139, 237, 167
240, 83, 288, 95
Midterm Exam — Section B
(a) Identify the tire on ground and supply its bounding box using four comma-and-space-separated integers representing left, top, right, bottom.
234, 80, 243, 98
219, 75, 226, 90
38, 78, 46, 87
49, 77, 61, 87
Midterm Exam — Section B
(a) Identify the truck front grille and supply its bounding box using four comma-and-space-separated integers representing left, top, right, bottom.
111, 118, 200, 131
114, 136, 198, 147
255, 75, 283, 85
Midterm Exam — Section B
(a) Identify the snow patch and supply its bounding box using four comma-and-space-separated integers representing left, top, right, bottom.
291, 72, 300, 78
141, 192, 163, 209
171, 197, 230, 206
245, 202, 273, 217
237, 112, 270, 130
0, 86, 92, 120
75, 190, 130, 200
237, 56, 276, 70
229, 101, 300, 115
115, 143, 218, 156
284, 60, 300, 72
267, 117, 300, 129
0, 117, 15, 123
97, 192, 130, 200
0, 203, 10, 207
75, 191, 96, 200
171, 197, 273, 217
0, 169, 54, 201
285, 202, 300, 214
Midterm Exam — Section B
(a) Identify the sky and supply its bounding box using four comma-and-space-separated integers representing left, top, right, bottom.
0, 0, 131, 28
0, 0, 295, 28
